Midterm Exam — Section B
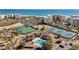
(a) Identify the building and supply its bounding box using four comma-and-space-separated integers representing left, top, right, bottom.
4, 14, 21, 19
43, 15, 54, 25
44, 15, 66, 25
70, 15, 79, 27
53, 15, 66, 21
43, 16, 50, 24
14, 14, 21, 19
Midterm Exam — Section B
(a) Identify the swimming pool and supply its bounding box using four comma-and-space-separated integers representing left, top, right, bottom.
33, 37, 45, 47
16, 25, 37, 34
48, 26, 76, 39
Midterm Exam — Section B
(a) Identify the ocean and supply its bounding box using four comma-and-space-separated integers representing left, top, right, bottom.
0, 9, 79, 16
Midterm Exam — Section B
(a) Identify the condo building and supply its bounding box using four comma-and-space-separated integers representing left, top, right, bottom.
44, 15, 66, 25
3, 14, 21, 19
70, 15, 79, 27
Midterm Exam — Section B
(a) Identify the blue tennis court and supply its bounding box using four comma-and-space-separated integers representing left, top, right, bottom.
48, 26, 76, 39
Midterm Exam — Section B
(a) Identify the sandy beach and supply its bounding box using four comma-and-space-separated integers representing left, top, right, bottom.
0, 22, 23, 31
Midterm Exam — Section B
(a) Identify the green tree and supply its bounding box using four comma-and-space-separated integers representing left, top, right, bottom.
42, 36, 52, 50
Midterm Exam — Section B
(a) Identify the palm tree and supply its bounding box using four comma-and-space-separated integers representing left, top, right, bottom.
42, 35, 53, 50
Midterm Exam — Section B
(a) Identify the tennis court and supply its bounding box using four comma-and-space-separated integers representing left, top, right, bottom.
48, 26, 76, 39
16, 25, 37, 34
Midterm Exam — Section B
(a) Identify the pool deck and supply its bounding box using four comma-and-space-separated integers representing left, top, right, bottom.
11, 34, 38, 50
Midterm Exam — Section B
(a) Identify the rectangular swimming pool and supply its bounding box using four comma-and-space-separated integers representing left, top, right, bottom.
48, 26, 77, 39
